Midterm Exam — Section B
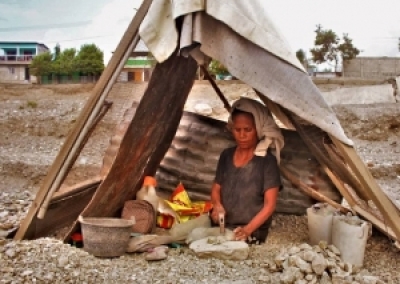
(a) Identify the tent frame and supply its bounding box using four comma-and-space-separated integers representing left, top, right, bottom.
14, 0, 400, 246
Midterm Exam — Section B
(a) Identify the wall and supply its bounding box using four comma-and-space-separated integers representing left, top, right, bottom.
0, 66, 25, 81
344, 57, 400, 79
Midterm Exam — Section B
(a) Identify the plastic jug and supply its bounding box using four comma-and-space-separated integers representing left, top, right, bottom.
307, 203, 335, 245
332, 215, 370, 267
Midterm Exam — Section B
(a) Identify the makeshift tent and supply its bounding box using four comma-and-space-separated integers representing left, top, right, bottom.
15, 0, 400, 246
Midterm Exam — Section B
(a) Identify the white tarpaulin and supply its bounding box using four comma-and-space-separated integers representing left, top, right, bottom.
139, 0, 353, 146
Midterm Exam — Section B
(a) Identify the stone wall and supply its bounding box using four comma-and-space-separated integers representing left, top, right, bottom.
344, 57, 400, 79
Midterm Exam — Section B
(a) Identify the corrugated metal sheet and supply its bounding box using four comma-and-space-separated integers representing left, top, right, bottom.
101, 108, 340, 214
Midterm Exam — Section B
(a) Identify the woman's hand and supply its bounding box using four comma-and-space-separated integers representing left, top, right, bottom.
210, 203, 225, 224
233, 226, 252, 241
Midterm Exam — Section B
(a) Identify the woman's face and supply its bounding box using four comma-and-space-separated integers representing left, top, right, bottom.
232, 113, 258, 150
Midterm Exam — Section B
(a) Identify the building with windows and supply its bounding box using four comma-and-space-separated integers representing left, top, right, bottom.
0, 41, 49, 82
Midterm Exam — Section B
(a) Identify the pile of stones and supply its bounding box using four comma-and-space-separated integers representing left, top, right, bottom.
271, 241, 384, 284
0, 190, 33, 238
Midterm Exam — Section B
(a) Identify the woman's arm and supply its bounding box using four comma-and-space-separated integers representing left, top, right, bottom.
234, 186, 279, 240
210, 182, 225, 223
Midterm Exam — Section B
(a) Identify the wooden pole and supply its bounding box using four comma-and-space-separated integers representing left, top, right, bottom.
65, 51, 198, 241
330, 136, 400, 240
280, 165, 351, 214
14, 0, 153, 240
200, 65, 232, 112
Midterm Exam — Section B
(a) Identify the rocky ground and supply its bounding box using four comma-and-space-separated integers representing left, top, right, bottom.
0, 80, 399, 283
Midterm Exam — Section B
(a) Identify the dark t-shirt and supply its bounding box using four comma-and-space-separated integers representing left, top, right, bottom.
214, 147, 282, 230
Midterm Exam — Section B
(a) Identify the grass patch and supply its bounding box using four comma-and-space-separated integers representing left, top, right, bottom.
27, 101, 38, 108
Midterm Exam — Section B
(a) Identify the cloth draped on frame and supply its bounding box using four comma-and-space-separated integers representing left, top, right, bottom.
228, 98, 284, 164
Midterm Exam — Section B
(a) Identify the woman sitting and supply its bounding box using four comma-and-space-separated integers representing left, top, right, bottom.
210, 97, 284, 243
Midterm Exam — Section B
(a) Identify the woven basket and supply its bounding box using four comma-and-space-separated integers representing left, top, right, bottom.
121, 200, 156, 234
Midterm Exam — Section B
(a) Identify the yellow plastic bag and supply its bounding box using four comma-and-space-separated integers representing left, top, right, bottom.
157, 183, 212, 229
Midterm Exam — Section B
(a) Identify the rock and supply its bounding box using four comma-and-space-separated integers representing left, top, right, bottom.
126, 235, 158, 253
20, 270, 34, 277
58, 255, 69, 267
360, 276, 379, 284
194, 103, 213, 116
290, 255, 312, 273
0, 211, 9, 218
311, 253, 327, 275
298, 243, 313, 251
280, 267, 300, 283
319, 241, 328, 250
320, 271, 333, 284
328, 244, 341, 255
275, 252, 289, 267
258, 275, 270, 282
331, 274, 347, 284
305, 274, 314, 281
144, 246, 169, 261
302, 250, 316, 262
5, 248, 16, 258
189, 238, 249, 260
288, 246, 301, 255
0, 229, 8, 239
186, 227, 235, 244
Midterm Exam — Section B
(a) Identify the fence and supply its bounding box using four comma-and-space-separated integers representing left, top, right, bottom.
40, 74, 100, 84
344, 57, 400, 79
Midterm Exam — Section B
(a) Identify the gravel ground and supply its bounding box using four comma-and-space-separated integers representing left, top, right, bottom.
1, 81, 400, 283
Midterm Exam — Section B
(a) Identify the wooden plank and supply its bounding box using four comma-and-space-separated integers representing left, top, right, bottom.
330, 136, 400, 240
322, 166, 357, 208
53, 177, 102, 200
280, 166, 351, 214
325, 163, 399, 242
65, 51, 198, 241
353, 205, 397, 241
14, 0, 153, 240
34, 184, 98, 238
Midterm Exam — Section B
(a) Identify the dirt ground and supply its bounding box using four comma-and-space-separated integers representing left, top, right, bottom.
1, 79, 400, 282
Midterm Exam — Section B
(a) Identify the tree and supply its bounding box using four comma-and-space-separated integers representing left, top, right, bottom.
74, 43, 104, 75
296, 49, 307, 67
54, 43, 61, 61
310, 25, 360, 71
338, 33, 361, 61
52, 48, 77, 75
208, 59, 229, 76
29, 52, 53, 82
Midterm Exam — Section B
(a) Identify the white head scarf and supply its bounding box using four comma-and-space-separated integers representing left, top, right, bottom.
228, 98, 284, 164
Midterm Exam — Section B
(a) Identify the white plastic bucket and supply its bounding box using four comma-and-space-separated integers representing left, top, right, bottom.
332, 215, 370, 266
307, 203, 335, 245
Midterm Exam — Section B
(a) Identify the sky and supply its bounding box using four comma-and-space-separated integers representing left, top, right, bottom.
0, 0, 399, 67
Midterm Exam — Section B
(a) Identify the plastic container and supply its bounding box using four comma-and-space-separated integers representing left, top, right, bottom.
307, 203, 335, 245
332, 215, 370, 266
78, 216, 135, 257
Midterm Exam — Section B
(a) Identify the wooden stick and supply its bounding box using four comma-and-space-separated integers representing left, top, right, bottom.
330, 136, 400, 240
280, 165, 351, 214
14, 0, 153, 240
200, 65, 232, 112
322, 166, 357, 208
